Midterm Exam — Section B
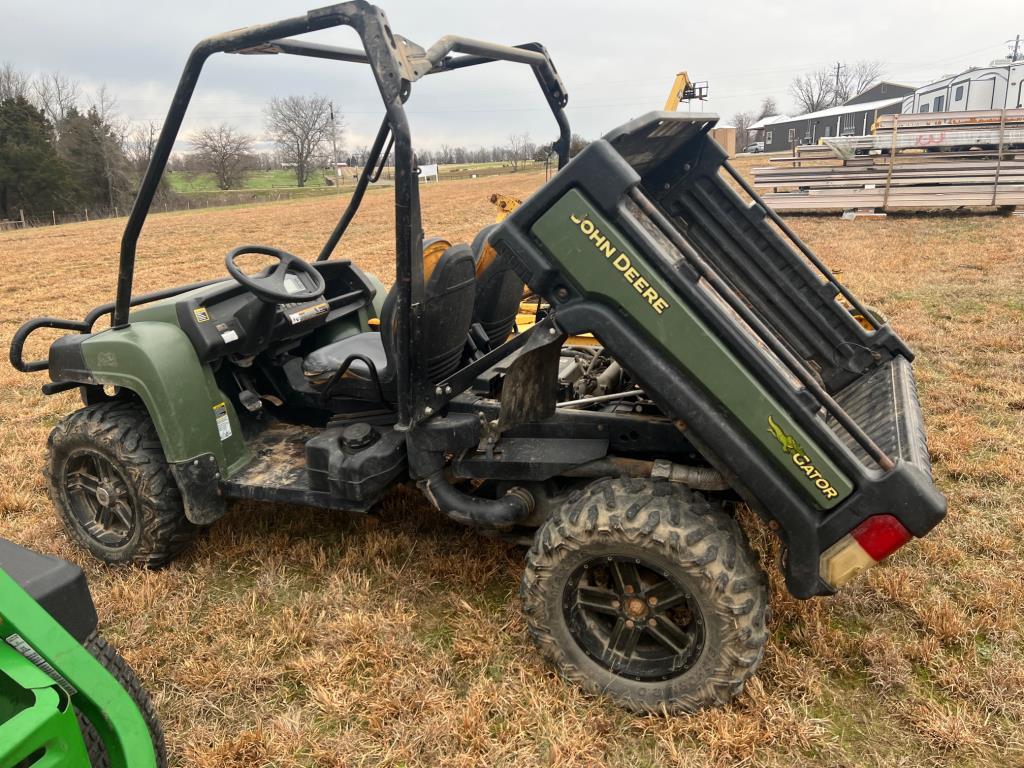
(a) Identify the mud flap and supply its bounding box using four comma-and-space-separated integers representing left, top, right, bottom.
495, 327, 564, 435
170, 454, 225, 525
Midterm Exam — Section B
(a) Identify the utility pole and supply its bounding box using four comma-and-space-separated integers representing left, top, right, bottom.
329, 103, 340, 179
833, 61, 845, 106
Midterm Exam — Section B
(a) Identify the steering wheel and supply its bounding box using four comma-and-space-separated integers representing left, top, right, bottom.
225, 245, 326, 303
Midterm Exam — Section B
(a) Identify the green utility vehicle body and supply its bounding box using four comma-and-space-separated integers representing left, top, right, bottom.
529, 188, 853, 509
8, 1, 948, 713
488, 116, 946, 594
0, 541, 159, 767
56, 277, 382, 474
77, 322, 250, 470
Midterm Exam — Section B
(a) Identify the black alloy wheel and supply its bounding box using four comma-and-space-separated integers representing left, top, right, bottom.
563, 556, 705, 682
64, 449, 137, 548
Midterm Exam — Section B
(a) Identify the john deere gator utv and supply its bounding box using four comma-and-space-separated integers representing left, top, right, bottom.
10, 2, 945, 713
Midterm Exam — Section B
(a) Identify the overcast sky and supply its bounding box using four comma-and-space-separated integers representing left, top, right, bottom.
2, 1, 1020, 153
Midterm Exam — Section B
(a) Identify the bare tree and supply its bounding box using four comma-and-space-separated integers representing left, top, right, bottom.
265, 94, 339, 187
569, 133, 590, 157
0, 62, 30, 102
126, 121, 161, 173
757, 97, 779, 120
190, 124, 254, 190
89, 85, 130, 209
789, 68, 835, 114
837, 60, 886, 102
790, 61, 886, 113
506, 132, 532, 170
33, 71, 80, 132
731, 111, 756, 149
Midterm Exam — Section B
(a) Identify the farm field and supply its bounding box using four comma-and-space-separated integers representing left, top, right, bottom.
1, 169, 1023, 766
167, 160, 539, 193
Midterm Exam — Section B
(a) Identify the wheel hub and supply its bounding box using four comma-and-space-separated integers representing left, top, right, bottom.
95, 486, 112, 507
563, 555, 705, 682
625, 597, 647, 619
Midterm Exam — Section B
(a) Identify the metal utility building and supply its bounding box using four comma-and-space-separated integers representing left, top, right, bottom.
902, 61, 1024, 113
760, 82, 914, 152
749, 114, 790, 147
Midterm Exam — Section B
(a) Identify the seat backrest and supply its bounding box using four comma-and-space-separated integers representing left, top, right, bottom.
471, 224, 525, 349
380, 244, 477, 383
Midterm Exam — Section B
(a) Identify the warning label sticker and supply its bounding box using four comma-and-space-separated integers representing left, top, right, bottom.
213, 402, 232, 441
194, 307, 210, 323
287, 302, 329, 325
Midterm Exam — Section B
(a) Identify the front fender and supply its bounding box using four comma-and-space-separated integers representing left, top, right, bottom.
49, 322, 250, 475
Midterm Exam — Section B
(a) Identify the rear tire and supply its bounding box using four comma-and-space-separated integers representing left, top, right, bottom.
46, 401, 197, 568
76, 631, 167, 767
521, 477, 768, 714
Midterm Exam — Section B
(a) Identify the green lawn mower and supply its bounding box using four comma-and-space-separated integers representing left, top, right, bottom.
0, 539, 165, 767
10, 2, 945, 713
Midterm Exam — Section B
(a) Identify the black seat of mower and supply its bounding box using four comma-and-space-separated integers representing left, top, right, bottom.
470, 223, 525, 350
303, 243, 477, 401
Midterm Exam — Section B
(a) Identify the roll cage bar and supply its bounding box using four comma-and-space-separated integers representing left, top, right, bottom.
114, 0, 572, 430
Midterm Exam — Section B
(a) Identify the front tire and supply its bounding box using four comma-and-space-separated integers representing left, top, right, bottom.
521, 478, 768, 714
46, 401, 197, 568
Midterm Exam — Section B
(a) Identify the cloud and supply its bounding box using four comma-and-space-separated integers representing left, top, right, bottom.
2, 0, 1015, 150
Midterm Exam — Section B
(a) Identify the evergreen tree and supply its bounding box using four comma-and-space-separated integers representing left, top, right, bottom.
0, 96, 67, 218
57, 106, 133, 210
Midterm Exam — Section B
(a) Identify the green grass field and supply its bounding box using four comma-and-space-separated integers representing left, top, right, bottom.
167, 161, 535, 194
5, 169, 1020, 765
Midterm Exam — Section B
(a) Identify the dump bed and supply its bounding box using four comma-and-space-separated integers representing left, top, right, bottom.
490, 112, 946, 598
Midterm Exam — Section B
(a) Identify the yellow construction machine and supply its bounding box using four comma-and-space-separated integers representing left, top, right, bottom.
664, 71, 708, 111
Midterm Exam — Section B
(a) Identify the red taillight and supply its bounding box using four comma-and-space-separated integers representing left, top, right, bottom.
850, 515, 912, 561
820, 515, 914, 588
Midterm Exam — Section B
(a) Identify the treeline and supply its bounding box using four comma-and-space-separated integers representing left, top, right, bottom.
0, 64, 164, 219
413, 133, 590, 167
1, 59, 592, 219
167, 125, 591, 193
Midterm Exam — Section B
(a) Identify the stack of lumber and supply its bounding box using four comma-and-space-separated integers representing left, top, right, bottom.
754, 109, 1024, 212
823, 108, 1024, 160
874, 109, 1024, 131
755, 156, 1024, 210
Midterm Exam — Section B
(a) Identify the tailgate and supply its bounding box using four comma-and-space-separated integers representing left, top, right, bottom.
828, 356, 932, 474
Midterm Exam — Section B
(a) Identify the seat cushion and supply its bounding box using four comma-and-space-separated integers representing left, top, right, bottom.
302, 332, 389, 386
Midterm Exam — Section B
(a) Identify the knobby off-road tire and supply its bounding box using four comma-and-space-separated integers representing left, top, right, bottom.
521, 477, 768, 714
76, 631, 167, 767
46, 401, 197, 568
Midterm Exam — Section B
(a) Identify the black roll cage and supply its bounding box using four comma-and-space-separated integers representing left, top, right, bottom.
113, 0, 571, 430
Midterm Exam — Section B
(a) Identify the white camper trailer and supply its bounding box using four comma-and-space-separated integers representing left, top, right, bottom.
902, 61, 1024, 114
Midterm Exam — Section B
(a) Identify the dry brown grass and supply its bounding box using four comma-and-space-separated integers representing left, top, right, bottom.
1, 170, 1023, 767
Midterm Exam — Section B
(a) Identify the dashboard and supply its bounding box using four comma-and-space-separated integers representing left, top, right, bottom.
168, 261, 376, 364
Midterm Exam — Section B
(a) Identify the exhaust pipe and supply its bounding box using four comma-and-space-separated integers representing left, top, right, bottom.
650, 459, 731, 491
421, 470, 534, 527
564, 456, 730, 491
